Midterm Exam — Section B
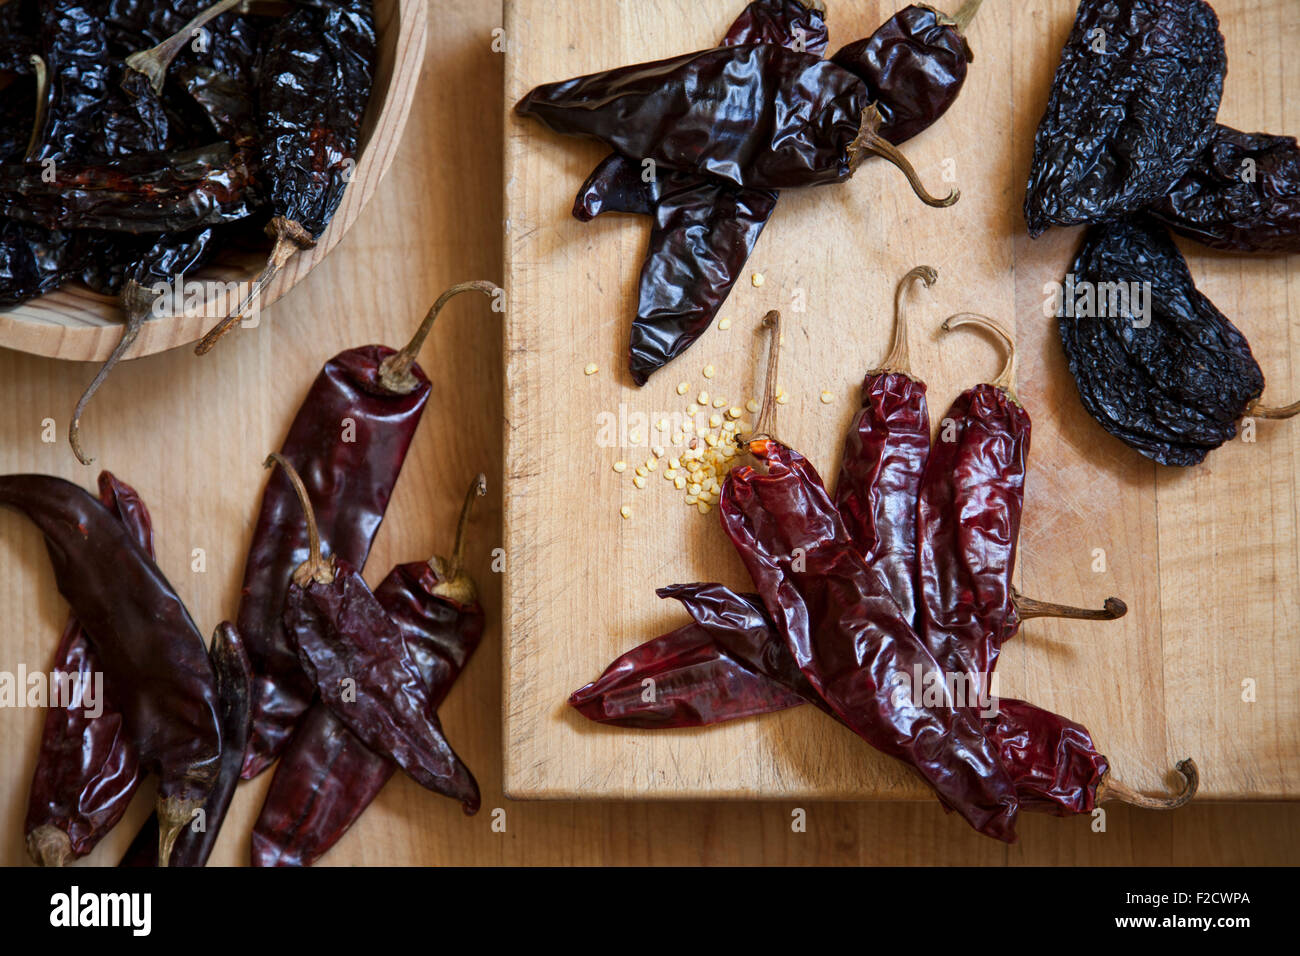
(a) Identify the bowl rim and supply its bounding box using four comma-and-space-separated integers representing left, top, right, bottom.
0, 0, 429, 363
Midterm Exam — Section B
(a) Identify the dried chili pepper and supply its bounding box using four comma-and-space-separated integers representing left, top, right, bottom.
517, 42, 956, 203
195, 0, 376, 353
718, 315, 1019, 840
1, 0, 39, 75
267, 454, 480, 812
118, 621, 251, 867
24, 471, 150, 867
1024, 0, 1226, 237
0, 216, 83, 306
28, 0, 111, 163
1, 70, 38, 161
830, 0, 982, 145
0, 473, 222, 865
0, 140, 259, 232
1148, 124, 1300, 255
1059, 217, 1297, 467
69, 226, 222, 464
252, 475, 488, 866
238, 281, 499, 779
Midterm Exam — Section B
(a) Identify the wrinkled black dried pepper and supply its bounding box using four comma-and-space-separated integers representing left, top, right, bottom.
1057, 217, 1298, 467
1024, 0, 1226, 237
1149, 124, 1300, 255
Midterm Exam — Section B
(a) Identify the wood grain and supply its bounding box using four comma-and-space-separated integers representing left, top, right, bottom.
0, 0, 1296, 868
503, 0, 1300, 804
0, 0, 427, 362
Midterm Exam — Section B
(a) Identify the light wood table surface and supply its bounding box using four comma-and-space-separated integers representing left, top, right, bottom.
1, 0, 1296, 865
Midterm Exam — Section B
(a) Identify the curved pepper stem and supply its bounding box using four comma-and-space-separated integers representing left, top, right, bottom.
26, 824, 71, 868
195, 217, 315, 355
849, 105, 959, 208
738, 310, 784, 447
1245, 397, 1300, 420
429, 473, 488, 605
378, 281, 503, 394
264, 453, 336, 586
24, 54, 48, 162
124, 0, 246, 95
1097, 758, 1198, 810
876, 265, 937, 377
1011, 588, 1127, 622
69, 281, 157, 465
941, 312, 1018, 402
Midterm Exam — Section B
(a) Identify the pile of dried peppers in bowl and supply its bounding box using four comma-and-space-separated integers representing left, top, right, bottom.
1024, 0, 1300, 466
0, 0, 379, 463
517, 0, 981, 386
3, 281, 500, 866
571, 271, 1199, 841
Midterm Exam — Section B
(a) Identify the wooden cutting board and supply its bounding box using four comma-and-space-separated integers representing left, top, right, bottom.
502, 0, 1300, 800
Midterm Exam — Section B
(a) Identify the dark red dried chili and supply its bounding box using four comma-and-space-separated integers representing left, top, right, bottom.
237, 281, 498, 779
252, 475, 488, 866
268, 454, 480, 812
24, 470, 150, 867
0, 473, 222, 865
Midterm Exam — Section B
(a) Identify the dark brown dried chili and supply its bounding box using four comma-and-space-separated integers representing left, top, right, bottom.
267, 454, 480, 812
195, 0, 376, 353
24, 470, 150, 867
252, 475, 487, 866
0, 473, 222, 865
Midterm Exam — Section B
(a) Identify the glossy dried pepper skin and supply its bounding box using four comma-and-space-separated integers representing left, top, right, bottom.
720, 441, 1019, 841
24, 471, 150, 867
630, 178, 778, 385
1148, 125, 1300, 255
286, 561, 481, 813
0, 218, 84, 306
915, 384, 1029, 690
253, 560, 486, 866
0, 141, 260, 233
1023, 0, 1225, 237
722, 0, 828, 54
0, 474, 223, 863
1059, 218, 1265, 466
30, 0, 111, 162
834, 372, 929, 627
987, 698, 1108, 816
239, 348, 432, 779
120, 621, 252, 867
830, 3, 972, 145
518, 43, 869, 190
250, 705, 390, 868
259, 1, 375, 238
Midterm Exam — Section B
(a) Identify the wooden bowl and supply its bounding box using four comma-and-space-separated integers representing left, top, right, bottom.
0, 0, 427, 362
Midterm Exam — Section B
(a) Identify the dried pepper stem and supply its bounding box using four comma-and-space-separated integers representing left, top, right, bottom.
941, 312, 1018, 402
429, 474, 488, 605
945, 0, 984, 34
848, 105, 958, 208
195, 217, 315, 355
23, 54, 47, 162
378, 281, 502, 394
69, 281, 157, 465
264, 453, 336, 586
27, 826, 71, 868
1011, 588, 1127, 622
876, 265, 937, 376
124, 0, 246, 95
1097, 758, 1199, 810
1245, 397, 1300, 420
740, 310, 784, 447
